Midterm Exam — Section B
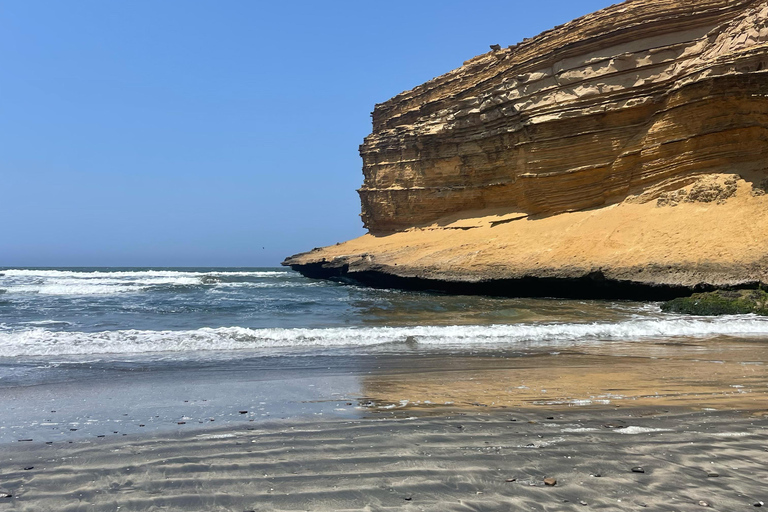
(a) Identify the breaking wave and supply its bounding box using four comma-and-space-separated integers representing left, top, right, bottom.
3, 317, 768, 357
0, 269, 293, 296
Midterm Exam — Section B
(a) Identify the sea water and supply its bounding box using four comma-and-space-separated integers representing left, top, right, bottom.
2, 267, 768, 442
4, 267, 768, 359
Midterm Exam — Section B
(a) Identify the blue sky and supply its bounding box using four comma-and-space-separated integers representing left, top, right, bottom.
1, 0, 614, 267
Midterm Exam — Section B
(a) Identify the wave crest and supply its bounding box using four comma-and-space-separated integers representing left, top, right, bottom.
0, 269, 293, 296
3, 317, 768, 357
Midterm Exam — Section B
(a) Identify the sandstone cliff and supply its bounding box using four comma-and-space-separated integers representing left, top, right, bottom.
284, 0, 768, 299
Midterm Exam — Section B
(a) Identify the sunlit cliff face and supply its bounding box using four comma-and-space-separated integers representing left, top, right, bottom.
358, 0, 768, 233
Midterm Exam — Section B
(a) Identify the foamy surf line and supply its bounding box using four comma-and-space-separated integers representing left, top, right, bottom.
3, 317, 768, 357
0, 269, 289, 278
0, 269, 294, 295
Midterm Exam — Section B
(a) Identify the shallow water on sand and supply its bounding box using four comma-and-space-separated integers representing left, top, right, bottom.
1, 267, 767, 443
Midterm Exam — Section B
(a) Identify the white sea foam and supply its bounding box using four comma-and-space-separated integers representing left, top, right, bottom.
0, 269, 288, 278
615, 426, 672, 434
0, 269, 291, 295
2, 316, 768, 358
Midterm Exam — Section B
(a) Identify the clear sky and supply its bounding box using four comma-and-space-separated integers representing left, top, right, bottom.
1, 0, 614, 267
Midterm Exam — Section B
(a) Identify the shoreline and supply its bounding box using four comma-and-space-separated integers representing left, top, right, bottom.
2, 334, 768, 444
2, 333, 767, 510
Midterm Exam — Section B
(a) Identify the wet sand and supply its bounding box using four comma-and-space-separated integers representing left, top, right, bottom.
2, 408, 767, 511
1, 335, 767, 511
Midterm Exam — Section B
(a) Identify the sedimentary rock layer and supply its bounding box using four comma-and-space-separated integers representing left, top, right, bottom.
285, 0, 768, 297
359, 0, 768, 232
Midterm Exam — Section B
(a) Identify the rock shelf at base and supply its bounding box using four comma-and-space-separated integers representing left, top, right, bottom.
285, 176, 768, 299
289, 261, 709, 301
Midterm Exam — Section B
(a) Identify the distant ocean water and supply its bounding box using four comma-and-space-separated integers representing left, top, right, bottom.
3, 267, 768, 361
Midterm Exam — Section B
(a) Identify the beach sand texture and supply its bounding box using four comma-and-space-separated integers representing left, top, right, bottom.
2, 336, 767, 512
2, 409, 767, 511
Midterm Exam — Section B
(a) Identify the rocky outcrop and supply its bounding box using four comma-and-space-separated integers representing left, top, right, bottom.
662, 289, 768, 315
284, 0, 768, 299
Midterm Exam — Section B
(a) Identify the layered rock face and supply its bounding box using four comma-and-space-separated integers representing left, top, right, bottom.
285, 0, 768, 298
360, 0, 768, 233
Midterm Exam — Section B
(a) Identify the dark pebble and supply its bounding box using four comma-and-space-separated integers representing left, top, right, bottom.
546, 416, 554, 420
178, 422, 186, 425
456, 425, 464, 429
23, 467, 34, 471
18, 439, 33, 442
346, 402, 353, 406
632, 467, 645, 473
239, 410, 248, 414
403, 496, 413, 501
69, 428, 77, 431
754, 502, 764, 507
97, 435, 105, 438
139, 425, 145, 427
707, 472, 720, 478
505, 478, 517, 482
592, 473, 601, 477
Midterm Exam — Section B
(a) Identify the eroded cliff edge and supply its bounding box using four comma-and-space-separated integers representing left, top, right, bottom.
284, 0, 768, 299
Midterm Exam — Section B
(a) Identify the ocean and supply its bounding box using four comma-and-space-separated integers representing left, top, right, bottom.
2, 267, 768, 443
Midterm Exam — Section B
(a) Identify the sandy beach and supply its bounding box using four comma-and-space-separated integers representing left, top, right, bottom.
2, 334, 767, 511
2, 407, 767, 511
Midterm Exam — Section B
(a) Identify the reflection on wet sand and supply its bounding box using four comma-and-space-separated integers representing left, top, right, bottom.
360, 336, 768, 412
